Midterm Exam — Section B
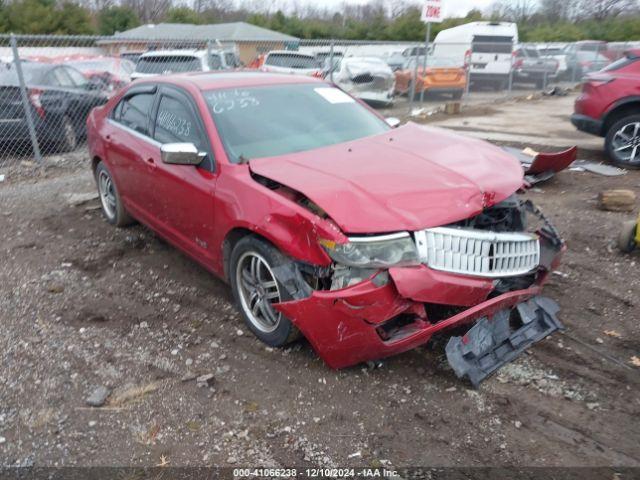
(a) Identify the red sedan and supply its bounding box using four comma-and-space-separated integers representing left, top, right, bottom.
87, 72, 565, 385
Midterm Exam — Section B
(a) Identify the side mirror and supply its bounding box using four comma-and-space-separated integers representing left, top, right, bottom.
160, 143, 204, 165
385, 117, 401, 128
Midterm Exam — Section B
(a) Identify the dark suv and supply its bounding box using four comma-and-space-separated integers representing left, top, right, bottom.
571, 49, 640, 167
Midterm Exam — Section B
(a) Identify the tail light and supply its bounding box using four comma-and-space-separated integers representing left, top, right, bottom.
28, 88, 45, 118
513, 58, 524, 69
311, 70, 323, 78
464, 49, 471, 69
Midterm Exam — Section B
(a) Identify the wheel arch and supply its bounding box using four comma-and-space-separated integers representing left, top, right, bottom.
603, 97, 640, 135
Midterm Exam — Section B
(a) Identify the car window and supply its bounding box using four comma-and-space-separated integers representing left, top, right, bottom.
265, 53, 318, 69
65, 67, 88, 87
602, 54, 639, 72
471, 35, 513, 54
524, 48, 539, 58
224, 52, 237, 67
136, 56, 202, 74
204, 84, 389, 162
114, 92, 155, 135
209, 54, 223, 70
154, 94, 204, 151
52, 68, 75, 87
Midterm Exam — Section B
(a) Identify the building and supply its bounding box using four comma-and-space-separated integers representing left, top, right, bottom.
99, 22, 300, 65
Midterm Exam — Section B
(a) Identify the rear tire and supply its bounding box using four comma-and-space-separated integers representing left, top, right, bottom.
95, 161, 135, 227
618, 220, 637, 253
605, 114, 640, 169
57, 115, 78, 153
230, 236, 301, 347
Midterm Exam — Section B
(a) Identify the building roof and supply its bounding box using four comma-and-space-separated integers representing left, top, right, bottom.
112, 22, 299, 43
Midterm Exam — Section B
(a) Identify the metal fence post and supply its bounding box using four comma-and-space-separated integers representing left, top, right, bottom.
409, 45, 419, 114
419, 22, 431, 104
10, 34, 43, 164
329, 39, 334, 84
206, 39, 212, 68
507, 41, 514, 97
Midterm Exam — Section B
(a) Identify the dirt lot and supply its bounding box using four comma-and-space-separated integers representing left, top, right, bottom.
1, 94, 639, 470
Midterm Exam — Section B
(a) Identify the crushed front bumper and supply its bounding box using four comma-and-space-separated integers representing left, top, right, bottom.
446, 296, 563, 386
275, 257, 562, 373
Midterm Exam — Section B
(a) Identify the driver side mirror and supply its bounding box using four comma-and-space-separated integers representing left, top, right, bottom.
160, 143, 204, 165
385, 117, 401, 128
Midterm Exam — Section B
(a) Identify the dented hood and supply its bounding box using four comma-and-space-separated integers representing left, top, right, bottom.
249, 123, 524, 234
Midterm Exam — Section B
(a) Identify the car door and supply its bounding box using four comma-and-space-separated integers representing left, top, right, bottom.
149, 85, 217, 265
63, 66, 108, 132
104, 85, 160, 223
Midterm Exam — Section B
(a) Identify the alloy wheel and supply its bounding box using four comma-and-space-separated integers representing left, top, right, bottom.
98, 170, 116, 220
611, 122, 640, 165
235, 251, 282, 333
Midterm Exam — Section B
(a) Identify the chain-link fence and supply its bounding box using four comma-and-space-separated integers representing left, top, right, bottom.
0, 33, 637, 173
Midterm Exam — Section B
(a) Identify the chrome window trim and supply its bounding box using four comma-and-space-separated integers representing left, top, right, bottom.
107, 118, 161, 148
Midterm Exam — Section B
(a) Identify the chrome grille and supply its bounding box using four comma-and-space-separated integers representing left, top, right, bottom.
414, 227, 540, 278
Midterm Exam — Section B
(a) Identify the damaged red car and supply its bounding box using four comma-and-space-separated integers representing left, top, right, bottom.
87, 72, 565, 385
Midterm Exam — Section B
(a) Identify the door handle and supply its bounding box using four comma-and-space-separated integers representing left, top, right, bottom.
105, 134, 111, 142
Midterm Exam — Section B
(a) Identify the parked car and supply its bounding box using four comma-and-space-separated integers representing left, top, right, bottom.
120, 51, 144, 64
394, 56, 466, 99
314, 50, 343, 66
433, 21, 518, 90
512, 45, 559, 88
326, 56, 394, 107
131, 49, 229, 80
537, 43, 569, 79
563, 51, 610, 80
87, 72, 565, 382
260, 51, 321, 76
58, 55, 135, 95
385, 51, 406, 71
0, 62, 108, 152
571, 49, 640, 168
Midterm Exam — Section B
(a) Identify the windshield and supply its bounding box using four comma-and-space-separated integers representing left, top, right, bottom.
602, 53, 639, 72
136, 55, 201, 74
205, 84, 389, 162
265, 53, 318, 69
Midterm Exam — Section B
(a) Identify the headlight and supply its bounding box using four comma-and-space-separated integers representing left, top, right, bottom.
319, 232, 420, 268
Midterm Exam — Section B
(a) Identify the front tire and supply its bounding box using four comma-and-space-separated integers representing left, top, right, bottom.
57, 115, 78, 153
95, 161, 134, 227
605, 114, 640, 169
230, 236, 300, 347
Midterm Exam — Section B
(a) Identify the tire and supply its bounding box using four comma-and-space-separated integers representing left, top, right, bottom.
94, 161, 135, 227
605, 114, 640, 169
57, 115, 78, 153
618, 220, 637, 253
229, 236, 301, 347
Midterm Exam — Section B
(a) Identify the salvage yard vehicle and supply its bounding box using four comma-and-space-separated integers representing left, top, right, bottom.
59, 55, 135, 95
260, 51, 321, 76
512, 45, 559, 88
326, 56, 395, 106
131, 49, 230, 80
394, 56, 466, 99
571, 49, 640, 168
0, 62, 108, 152
87, 71, 566, 385
433, 21, 518, 90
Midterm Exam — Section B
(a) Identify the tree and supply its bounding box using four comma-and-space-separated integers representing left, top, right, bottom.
164, 6, 202, 23
0, 0, 9, 32
97, 5, 140, 35
578, 0, 639, 20
5, 0, 61, 34
384, 6, 424, 41
55, 1, 95, 34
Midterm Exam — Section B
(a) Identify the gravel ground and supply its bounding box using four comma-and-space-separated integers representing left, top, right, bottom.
1, 101, 639, 469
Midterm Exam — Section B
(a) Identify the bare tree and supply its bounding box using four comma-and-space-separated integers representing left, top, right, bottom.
488, 0, 537, 22
577, 0, 639, 19
123, 0, 171, 22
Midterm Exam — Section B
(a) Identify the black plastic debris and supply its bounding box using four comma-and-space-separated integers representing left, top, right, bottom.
445, 296, 564, 387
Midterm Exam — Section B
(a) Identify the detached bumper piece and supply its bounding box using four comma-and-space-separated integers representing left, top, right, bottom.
445, 296, 563, 387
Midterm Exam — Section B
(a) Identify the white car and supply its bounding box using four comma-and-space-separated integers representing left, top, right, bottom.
328, 56, 395, 107
433, 21, 518, 90
131, 49, 235, 80
260, 51, 320, 76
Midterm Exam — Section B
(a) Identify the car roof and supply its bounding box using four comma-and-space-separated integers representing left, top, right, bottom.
139, 49, 220, 59
265, 50, 315, 58
138, 70, 323, 91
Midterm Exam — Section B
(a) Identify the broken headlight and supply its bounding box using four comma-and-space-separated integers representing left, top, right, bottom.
319, 233, 419, 269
